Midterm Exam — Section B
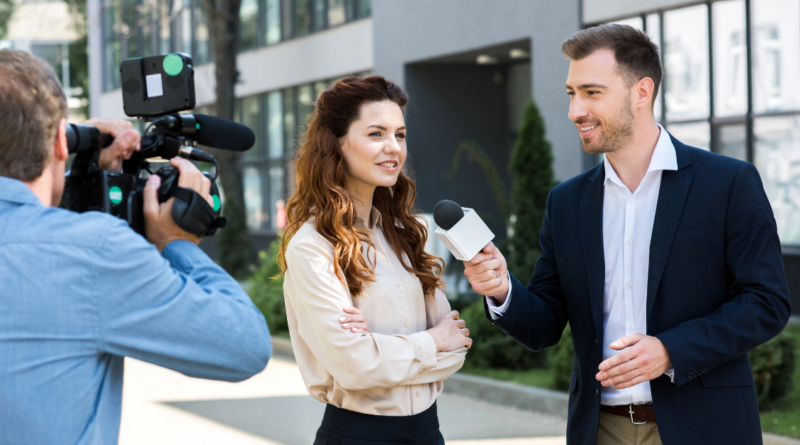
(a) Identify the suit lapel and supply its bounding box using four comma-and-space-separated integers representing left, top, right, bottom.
646, 137, 694, 327
580, 165, 606, 338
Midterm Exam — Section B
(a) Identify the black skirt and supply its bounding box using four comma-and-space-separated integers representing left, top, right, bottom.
313, 402, 445, 445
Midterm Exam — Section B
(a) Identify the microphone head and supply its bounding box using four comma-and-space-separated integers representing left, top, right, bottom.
192, 114, 256, 152
433, 200, 465, 231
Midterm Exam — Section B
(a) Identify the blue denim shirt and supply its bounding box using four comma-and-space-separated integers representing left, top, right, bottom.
0, 177, 272, 445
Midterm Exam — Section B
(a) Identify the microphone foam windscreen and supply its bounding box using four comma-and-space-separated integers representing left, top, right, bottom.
433, 200, 465, 231
193, 114, 256, 152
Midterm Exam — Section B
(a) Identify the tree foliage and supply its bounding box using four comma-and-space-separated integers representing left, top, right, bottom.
508, 99, 558, 281
0, 0, 13, 40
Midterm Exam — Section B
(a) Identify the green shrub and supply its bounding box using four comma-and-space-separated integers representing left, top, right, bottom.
750, 330, 797, 408
508, 99, 558, 280
248, 238, 288, 335
460, 299, 547, 370
548, 324, 575, 391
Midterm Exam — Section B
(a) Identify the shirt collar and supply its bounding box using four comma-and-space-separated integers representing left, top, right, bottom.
603, 124, 678, 187
354, 207, 383, 230
0, 176, 44, 206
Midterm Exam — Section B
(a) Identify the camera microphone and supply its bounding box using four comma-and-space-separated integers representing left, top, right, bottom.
153, 114, 255, 152
433, 200, 494, 261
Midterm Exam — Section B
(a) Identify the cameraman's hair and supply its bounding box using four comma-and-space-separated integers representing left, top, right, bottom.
0, 49, 68, 182
561, 24, 662, 110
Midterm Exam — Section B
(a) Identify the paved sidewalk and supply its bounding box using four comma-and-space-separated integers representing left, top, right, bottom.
119, 357, 567, 445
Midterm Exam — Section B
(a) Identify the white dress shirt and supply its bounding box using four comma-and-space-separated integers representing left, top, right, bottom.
487, 125, 677, 406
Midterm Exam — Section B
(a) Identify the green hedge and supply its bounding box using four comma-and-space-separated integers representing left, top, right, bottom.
548, 324, 575, 391
459, 299, 547, 370
248, 239, 288, 335
751, 329, 797, 408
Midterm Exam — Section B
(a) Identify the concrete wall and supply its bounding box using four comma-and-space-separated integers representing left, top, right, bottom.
372, 0, 583, 183
583, 0, 705, 23
91, 17, 374, 119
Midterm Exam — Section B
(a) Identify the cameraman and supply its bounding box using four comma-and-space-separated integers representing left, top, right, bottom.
0, 50, 271, 444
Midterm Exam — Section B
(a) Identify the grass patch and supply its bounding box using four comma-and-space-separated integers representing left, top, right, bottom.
460, 366, 555, 390
760, 324, 800, 438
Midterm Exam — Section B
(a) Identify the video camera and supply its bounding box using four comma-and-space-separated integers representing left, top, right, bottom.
61, 53, 255, 236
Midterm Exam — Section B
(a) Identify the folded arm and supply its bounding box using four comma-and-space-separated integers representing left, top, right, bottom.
286, 237, 464, 391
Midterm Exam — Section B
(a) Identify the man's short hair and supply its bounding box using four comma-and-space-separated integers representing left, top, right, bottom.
561, 24, 663, 110
0, 49, 68, 182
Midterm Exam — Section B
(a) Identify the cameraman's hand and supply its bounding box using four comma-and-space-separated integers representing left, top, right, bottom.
143, 158, 213, 252
83, 118, 140, 173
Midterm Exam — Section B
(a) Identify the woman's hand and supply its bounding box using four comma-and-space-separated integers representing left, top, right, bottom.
339, 306, 373, 335
426, 311, 472, 352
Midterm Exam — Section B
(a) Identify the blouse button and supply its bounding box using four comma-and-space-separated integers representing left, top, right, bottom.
379, 254, 386, 261
361, 291, 368, 297
416, 390, 421, 397
404, 320, 410, 327
398, 285, 404, 292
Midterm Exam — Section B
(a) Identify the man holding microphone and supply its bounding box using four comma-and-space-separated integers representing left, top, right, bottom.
463, 25, 789, 444
0, 49, 271, 444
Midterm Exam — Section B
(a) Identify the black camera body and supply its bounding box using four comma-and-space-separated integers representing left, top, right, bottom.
60, 53, 240, 238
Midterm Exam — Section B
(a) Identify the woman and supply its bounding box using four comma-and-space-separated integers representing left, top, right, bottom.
278, 75, 472, 445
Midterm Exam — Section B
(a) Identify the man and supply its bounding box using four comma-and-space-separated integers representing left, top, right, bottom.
464, 25, 789, 445
0, 50, 272, 444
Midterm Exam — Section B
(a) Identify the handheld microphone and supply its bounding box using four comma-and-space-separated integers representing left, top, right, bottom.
433, 200, 494, 261
152, 114, 256, 152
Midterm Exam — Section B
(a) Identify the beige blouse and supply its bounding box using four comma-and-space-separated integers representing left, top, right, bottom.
283, 207, 466, 416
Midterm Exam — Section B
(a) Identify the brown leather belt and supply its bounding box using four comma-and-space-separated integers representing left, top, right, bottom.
600, 404, 656, 424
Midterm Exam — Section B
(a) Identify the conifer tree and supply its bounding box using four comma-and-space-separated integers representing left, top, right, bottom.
508, 99, 558, 281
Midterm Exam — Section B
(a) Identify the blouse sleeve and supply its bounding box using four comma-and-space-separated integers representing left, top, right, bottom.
285, 235, 439, 391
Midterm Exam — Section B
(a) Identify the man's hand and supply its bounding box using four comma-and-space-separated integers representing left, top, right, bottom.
83, 118, 140, 172
596, 333, 673, 390
463, 242, 510, 303
143, 157, 212, 252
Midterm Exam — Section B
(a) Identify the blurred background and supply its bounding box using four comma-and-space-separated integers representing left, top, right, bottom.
2, 0, 800, 443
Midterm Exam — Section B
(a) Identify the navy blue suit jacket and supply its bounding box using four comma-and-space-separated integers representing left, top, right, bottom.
487, 136, 790, 445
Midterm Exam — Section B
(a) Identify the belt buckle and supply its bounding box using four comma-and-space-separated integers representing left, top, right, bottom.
628, 404, 647, 425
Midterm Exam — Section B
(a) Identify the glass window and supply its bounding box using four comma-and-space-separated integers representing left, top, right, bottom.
297, 84, 314, 134
667, 121, 710, 150
313, 0, 327, 31
282, 0, 294, 39
610, 16, 643, 31
284, 87, 297, 153
194, 5, 211, 64
751, 0, 800, 113
266, 0, 281, 45
268, 91, 284, 160
103, 1, 122, 91
712, 0, 748, 117
664, 5, 710, 121
315, 80, 327, 98
714, 124, 747, 161
176, 0, 193, 55
646, 13, 662, 122
158, 0, 171, 54
268, 165, 285, 231
240, 0, 259, 50
140, 7, 156, 57
354, 0, 370, 19
244, 166, 264, 230
241, 96, 262, 160
295, 0, 311, 36
328, 0, 345, 26
754, 115, 800, 245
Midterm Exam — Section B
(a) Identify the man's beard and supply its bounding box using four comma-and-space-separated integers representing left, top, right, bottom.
579, 103, 636, 155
